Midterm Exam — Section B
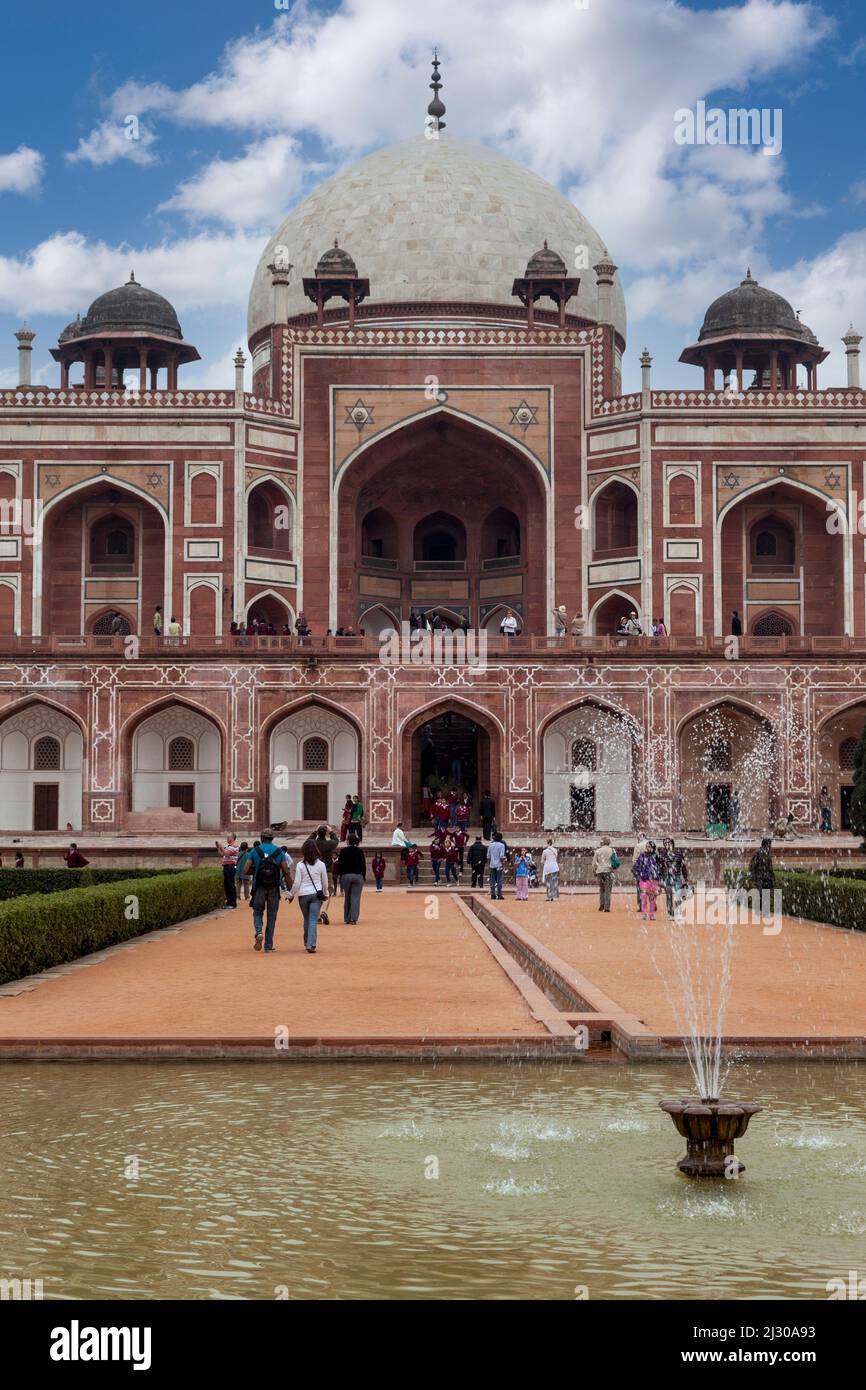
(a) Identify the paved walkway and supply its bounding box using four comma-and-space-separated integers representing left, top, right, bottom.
0, 891, 545, 1039
503, 892, 866, 1036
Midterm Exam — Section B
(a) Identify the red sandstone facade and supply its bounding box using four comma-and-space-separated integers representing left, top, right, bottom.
2, 149, 866, 838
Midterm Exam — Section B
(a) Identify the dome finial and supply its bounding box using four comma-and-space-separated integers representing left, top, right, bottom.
128, 269, 136, 284
427, 48, 446, 131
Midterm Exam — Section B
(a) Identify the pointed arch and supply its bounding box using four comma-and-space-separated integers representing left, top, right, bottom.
587, 587, 642, 635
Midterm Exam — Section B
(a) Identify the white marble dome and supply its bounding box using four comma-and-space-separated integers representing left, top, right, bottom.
247, 133, 626, 341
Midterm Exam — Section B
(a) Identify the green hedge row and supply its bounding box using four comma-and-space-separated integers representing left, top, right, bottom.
724, 868, 866, 932
0, 866, 183, 902
0, 868, 224, 985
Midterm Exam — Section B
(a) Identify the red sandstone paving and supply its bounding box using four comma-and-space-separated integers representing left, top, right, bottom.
505, 893, 866, 1036
0, 892, 545, 1038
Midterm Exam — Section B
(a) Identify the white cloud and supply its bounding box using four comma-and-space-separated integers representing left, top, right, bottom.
0, 146, 44, 194
66, 119, 157, 167
0, 229, 263, 319
159, 134, 318, 228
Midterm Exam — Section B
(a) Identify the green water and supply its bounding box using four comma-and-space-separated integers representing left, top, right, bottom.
1, 1060, 864, 1300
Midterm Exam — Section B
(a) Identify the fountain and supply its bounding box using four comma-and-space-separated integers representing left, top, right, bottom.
649, 880, 763, 1177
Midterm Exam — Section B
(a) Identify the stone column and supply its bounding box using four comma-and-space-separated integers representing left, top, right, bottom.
234, 347, 246, 408
139, 346, 148, 391
14, 326, 35, 385
640, 347, 652, 407
843, 324, 862, 388
769, 348, 778, 392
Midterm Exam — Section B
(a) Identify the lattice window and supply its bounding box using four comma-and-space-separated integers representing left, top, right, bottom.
706, 738, 732, 772
303, 737, 329, 770
92, 611, 132, 636
33, 735, 60, 770
753, 612, 793, 637
168, 736, 195, 771
571, 738, 597, 771
754, 531, 777, 557
839, 737, 858, 772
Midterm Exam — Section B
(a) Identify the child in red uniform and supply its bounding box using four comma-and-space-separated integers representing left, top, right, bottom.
371, 852, 386, 892
430, 834, 444, 884
456, 794, 471, 831
447, 786, 459, 827
453, 826, 468, 872
432, 795, 449, 833
444, 835, 459, 884
405, 844, 421, 886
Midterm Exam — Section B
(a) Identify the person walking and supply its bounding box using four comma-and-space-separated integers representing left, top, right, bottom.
350, 794, 366, 843
468, 835, 486, 888
14, 849, 24, 868
819, 785, 833, 833
453, 825, 468, 872
235, 841, 252, 901
63, 842, 89, 868
487, 833, 507, 900
634, 841, 661, 921
731, 610, 743, 637
245, 831, 293, 952
441, 834, 457, 884
215, 832, 239, 907
404, 843, 421, 885
336, 833, 366, 923
287, 838, 330, 953
748, 837, 775, 894
541, 838, 560, 900
152, 605, 163, 639
630, 835, 650, 908
479, 789, 496, 840
371, 850, 386, 892
514, 850, 530, 900
592, 837, 617, 911
658, 838, 688, 918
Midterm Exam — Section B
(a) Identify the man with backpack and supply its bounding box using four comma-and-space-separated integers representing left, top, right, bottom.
243, 831, 293, 952
592, 837, 619, 912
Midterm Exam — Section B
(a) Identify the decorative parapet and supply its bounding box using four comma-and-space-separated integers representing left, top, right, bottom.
0, 387, 235, 409
597, 392, 642, 416
651, 387, 866, 410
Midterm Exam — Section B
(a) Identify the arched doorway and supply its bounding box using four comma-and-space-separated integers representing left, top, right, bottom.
131, 704, 221, 829
592, 480, 638, 557
41, 481, 166, 636
247, 478, 293, 556
816, 703, 866, 831
678, 702, 779, 832
268, 703, 359, 824
589, 591, 641, 635
402, 702, 499, 826
338, 413, 548, 634
543, 704, 635, 830
0, 702, 84, 830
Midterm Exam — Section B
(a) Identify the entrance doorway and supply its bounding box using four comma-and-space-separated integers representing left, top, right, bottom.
841, 785, 853, 830
169, 784, 195, 814
33, 783, 59, 831
412, 712, 490, 823
302, 783, 329, 822
706, 783, 731, 825
570, 784, 596, 830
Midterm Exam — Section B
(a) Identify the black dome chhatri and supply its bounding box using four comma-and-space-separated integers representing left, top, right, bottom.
76, 272, 183, 340
314, 239, 359, 278
524, 241, 569, 278
699, 269, 811, 342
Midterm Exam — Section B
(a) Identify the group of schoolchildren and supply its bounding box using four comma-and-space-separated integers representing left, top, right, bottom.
425, 788, 472, 884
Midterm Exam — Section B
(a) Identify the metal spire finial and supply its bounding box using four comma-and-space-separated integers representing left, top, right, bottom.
427, 49, 446, 131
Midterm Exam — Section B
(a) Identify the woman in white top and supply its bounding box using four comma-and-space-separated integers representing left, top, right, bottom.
541, 838, 560, 901
287, 840, 331, 954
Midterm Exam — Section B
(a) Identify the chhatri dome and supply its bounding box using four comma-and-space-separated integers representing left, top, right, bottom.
247, 75, 625, 342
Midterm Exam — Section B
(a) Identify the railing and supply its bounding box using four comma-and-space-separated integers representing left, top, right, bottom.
0, 387, 235, 409
412, 559, 466, 572
1, 632, 863, 658
481, 555, 521, 570
361, 555, 399, 570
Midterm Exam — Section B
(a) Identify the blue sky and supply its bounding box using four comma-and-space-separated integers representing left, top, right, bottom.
1, 0, 864, 392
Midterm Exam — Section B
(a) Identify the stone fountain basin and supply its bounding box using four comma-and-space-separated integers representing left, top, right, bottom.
660, 1098, 763, 1177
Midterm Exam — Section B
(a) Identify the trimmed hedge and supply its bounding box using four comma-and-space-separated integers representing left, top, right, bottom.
724, 868, 866, 932
0, 868, 224, 985
0, 866, 183, 902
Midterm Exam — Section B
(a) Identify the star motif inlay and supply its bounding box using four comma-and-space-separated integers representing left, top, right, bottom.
345, 399, 374, 431
510, 400, 538, 432
722, 472, 740, 489
44, 473, 61, 488
824, 471, 842, 489
145, 472, 163, 489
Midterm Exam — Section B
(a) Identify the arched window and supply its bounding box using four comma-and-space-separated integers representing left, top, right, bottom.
839, 737, 858, 772
303, 737, 329, 770
750, 518, 795, 570
247, 481, 292, 555
91, 610, 132, 636
168, 736, 195, 770
33, 735, 61, 770
706, 737, 732, 772
752, 612, 794, 637
593, 482, 638, 555
668, 474, 696, 525
106, 529, 130, 556
413, 513, 466, 567
89, 514, 135, 569
571, 738, 597, 771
